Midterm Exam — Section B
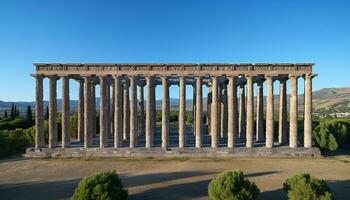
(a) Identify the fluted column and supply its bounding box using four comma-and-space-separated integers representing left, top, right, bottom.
207, 87, 212, 132
161, 76, 170, 148
238, 84, 246, 139
106, 83, 111, 138
178, 76, 186, 148
48, 76, 58, 148
99, 76, 107, 148
256, 80, 264, 142
246, 75, 254, 148
192, 84, 196, 135
289, 75, 298, 148
265, 75, 274, 148
77, 79, 84, 142
145, 76, 154, 148
114, 75, 123, 148
61, 76, 70, 148
195, 76, 203, 148
83, 76, 92, 148
123, 81, 130, 140
129, 76, 138, 148
91, 83, 96, 137
278, 78, 288, 144
228, 76, 238, 148
138, 84, 145, 136
111, 83, 115, 135
220, 85, 228, 138
304, 74, 313, 148
35, 74, 44, 148
211, 76, 219, 148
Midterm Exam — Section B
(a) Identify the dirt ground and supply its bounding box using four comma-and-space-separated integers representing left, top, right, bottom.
0, 155, 349, 200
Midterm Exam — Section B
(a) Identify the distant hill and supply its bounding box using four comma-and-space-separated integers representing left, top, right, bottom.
0, 87, 349, 116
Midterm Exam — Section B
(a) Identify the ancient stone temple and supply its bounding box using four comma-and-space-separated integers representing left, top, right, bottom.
28, 63, 320, 158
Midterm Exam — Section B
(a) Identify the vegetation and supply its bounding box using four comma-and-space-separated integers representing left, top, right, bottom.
208, 170, 260, 200
71, 170, 128, 200
313, 118, 350, 151
283, 173, 333, 200
0, 128, 34, 158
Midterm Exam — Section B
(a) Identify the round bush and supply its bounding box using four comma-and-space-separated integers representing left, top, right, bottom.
71, 170, 128, 200
283, 173, 333, 200
208, 170, 260, 200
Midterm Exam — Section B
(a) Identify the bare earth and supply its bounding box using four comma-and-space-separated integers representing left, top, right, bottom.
0, 155, 350, 200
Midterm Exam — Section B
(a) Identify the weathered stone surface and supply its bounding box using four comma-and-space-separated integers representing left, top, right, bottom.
25, 147, 321, 158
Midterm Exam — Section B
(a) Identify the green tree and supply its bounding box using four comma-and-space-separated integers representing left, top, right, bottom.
14, 105, 17, 117
10, 103, 15, 119
208, 170, 260, 200
26, 105, 33, 124
71, 170, 128, 200
283, 173, 333, 200
4, 110, 8, 118
44, 106, 49, 120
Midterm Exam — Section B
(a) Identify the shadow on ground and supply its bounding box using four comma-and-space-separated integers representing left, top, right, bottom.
0, 170, 349, 200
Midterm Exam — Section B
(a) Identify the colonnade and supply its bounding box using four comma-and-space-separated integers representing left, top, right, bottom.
33, 63, 316, 150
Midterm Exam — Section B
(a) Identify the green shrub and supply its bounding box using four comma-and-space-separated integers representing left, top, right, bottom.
208, 170, 259, 200
0, 128, 32, 158
313, 119, 350, 151
71, 170, 128, 200
283, 173, 333, 200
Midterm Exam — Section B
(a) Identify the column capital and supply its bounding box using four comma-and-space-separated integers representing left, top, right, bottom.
31, 73, 45, 79
288, 74, 300, 79
303, 73, 317, 80
264, 74, 274, 79
47, 75, 59, 80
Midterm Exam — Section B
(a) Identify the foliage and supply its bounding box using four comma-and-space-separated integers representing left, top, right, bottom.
0, 128, 33, 158
186, 111, 194, 124
26, 105, 33, 124
0, 117, 34, 131
208, 170, 260, 200
313, 118, 350, 151
71, 170, 128, 200
283, 173, 333, 200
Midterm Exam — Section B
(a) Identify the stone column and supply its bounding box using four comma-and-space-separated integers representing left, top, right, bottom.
238, 84, 246, 139
114, 75, 123, 148
211, 76, 219, 148
77, 79, 84, 142
289, 75, 298, 148
99, 76, 107, 148
207, 87, 212, 132
111, 83, 115, 135
129, 76, 138, 148
145, 76, 154, 148
228, 76, 238, 148
265, 75, 274, 148
192, 83, 196, 135
106, 82, 111, 138
304, 74, 313, 148
35, 74, 44, 148
48, 76, 58, 148
179, 76, 186, 148
195, 76, 203, 148
246, 75, 254, 148
256, 80, 264, 142
123, 81, 130, 140
91, 83, 96, 137
61, 76, 70, 148
138, 84, 145, 136
83, 76, 92, 148
278, 78, 288, 144
161, 76, 170, 148
220, 84, 228, 138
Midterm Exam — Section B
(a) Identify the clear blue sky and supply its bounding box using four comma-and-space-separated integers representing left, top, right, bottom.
0, 0, 349, 101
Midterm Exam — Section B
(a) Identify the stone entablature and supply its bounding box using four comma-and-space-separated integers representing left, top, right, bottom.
35, 63, 313, 77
